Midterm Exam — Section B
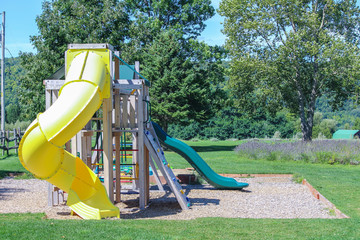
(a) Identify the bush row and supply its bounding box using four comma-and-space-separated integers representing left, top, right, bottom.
168, 108, 295, 140
235, 139, 360, 165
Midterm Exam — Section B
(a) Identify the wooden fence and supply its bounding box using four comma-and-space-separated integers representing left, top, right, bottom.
0, 129, 24, 155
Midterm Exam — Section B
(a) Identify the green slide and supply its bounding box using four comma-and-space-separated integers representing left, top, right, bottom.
152, 122, 249, 189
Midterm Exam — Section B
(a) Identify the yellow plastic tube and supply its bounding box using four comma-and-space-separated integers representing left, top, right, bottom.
18, 50, 119, 219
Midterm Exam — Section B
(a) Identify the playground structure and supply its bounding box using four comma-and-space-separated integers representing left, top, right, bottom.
18, 43, 248, 220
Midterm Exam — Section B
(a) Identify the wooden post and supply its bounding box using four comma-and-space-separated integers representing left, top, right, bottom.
114, 132, 121, 203
71, 135, 77, 156
103, 96, 114, 202
114, 51, 120, 80
121, 95, 129, 128
76, 132, 82, 158
65, 141, 71, 152
114, 53, 121, 202
144, 144, 150, 204
129, 95, 136, 128
46, 88, 64, 206
1, 131, 3, 156
14, 129, 17, 154
138, 84, 149, 209
81, 121, 92, 167
114, 89, 121, 203
6, 130, 9, 155
45, 89, 53, 206
132, 131, 139, 190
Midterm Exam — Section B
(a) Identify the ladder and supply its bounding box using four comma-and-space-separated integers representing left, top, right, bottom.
144, 126, 190, 210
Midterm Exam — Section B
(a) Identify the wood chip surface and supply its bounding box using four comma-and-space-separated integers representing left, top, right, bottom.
0, 176, 337, 220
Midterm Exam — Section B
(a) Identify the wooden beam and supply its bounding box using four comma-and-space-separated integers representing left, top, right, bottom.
114, 51, 120, 80
103, 97, 114, 202
44, 80, 65, 90
121, 95, 129, 128
144, 144, 150, 204
138, 84, 149, 209
114, 89, 121, 203
129, 95, 136, 128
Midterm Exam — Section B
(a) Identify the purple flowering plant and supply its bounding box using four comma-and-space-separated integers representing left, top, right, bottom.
234, 139, 360, 165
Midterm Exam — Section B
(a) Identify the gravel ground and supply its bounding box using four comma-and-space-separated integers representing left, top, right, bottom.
0, 176, 337, 220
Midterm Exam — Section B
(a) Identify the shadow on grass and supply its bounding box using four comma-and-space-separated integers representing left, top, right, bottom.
0, 170, 12, 179
0, 170, 29, 179
0, 152, 19, 158
190, 145, 237, 152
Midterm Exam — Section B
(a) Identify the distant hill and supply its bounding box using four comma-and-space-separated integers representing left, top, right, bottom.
1, 57, 24, 123
316, 95, 360, 129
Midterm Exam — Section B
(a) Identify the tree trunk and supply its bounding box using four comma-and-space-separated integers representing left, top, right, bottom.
302, 55, 319, 142
296, 70, 314, 142
301, 120, 313, 142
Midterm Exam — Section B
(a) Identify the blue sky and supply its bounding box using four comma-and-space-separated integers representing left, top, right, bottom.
0, 0, 225, 57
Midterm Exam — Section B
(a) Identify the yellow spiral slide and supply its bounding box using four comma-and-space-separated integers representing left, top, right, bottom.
18, 48, 119, 219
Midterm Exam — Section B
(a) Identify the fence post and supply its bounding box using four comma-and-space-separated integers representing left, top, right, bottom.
1, 131, 3, 156
13, 128, 17, 154
5, 130, 8, 155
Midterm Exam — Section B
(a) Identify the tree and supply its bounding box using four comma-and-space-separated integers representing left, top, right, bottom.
353, 117, 360, 130
19, 0, 217, 123
6, 103, 21, 124
122, 1, 225, 130
219, 0, 360, 141
122, 0, 215, 62
142, 30, 226, 131
2, 57, 23, 122
19, 0, 130, 120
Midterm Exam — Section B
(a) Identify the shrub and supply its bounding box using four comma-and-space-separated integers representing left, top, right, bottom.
272, 131, 281, 139
5, 120, 31, 131
226, 138, 239, 141
292, 173, 304, 184
210, 137, 219, 142
235, 139, 360, 165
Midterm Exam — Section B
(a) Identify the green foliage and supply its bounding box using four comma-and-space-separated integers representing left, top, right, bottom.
125, 0, 214, 38
3, 58, 23, 106
310, 112, 337, 139
18, 0, 219, 127
168, 108, 296, 140
5, 120, 31, 131
313, 96, 360, 132
292, 173, 304, 184
0, 57, 24, 123
5, 103, 21, 124
122, 1, 221, 131
353, 117, 360, 130
19, 0, 130, 120
0, 155, 27, 179
122, 0, 215, 61
143, 31, 226, 131
219, 0, 360, 141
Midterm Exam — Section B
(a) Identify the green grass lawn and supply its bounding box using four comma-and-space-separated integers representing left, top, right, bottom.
1, 140, 359, 239
0, 153, 27, 178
